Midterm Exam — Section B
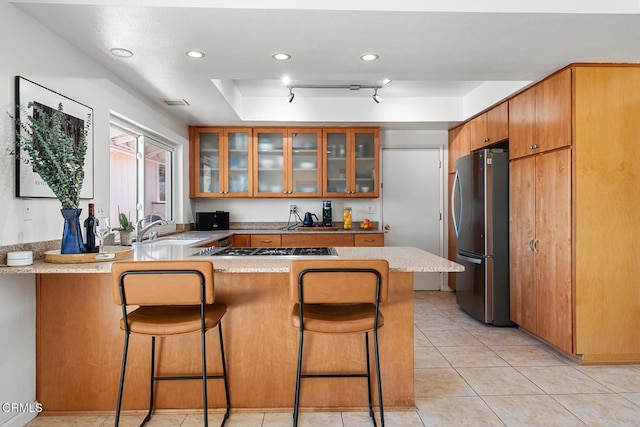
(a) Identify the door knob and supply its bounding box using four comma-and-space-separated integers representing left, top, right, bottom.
384, 224, 390, 230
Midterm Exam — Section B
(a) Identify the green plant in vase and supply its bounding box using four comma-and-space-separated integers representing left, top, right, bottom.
15, 102, 91, 254
117, 206, 135, 246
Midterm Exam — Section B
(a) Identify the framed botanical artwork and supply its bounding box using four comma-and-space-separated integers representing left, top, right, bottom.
14, 76, 94, 199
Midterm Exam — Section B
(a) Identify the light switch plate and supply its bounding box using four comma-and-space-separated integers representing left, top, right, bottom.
23, 200, 33, 221
366, 204, 377, 214
95, 203, 106, 217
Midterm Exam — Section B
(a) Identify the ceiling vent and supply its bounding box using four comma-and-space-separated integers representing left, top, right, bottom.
161, 99, 190, 106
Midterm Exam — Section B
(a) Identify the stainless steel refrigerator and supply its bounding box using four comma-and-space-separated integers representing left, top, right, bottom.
451, 149, 511, 325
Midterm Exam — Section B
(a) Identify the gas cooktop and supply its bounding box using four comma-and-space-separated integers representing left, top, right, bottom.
193, 247, 337, 258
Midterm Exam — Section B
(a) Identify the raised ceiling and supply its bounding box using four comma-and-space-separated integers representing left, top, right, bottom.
12, 0, 640, 130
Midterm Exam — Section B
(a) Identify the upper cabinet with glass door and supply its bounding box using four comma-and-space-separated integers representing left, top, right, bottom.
253, 128, 287, 197
288, 128, 322, 197
189, 127, 252, 198
253, 128, 323, 197
323, 128, 379, 197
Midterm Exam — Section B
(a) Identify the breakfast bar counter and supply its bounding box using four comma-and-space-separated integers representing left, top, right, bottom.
7, 243, 462, 415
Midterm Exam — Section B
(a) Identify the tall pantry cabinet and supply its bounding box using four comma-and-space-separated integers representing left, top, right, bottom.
509, 65, 640, 362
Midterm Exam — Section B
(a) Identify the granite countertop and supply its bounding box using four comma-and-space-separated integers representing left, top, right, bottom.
0, 229, 463, 274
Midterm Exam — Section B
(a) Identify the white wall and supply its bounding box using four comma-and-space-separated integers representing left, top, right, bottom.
0, 275, 35, 426
0, 1, 190, 248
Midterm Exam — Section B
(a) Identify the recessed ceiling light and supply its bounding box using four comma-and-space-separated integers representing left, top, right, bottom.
186, 51, 205, 58
360, 53, 379, 61
110, 48, 133, 58
272, 53, 291, 61
383, 78, 392, 85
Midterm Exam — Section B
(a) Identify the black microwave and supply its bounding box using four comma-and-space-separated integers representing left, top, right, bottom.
196, 211, 229, 231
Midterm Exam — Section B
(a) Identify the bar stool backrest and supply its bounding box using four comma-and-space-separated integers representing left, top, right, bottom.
289, 259, 389, 304
111, 260, 215, 306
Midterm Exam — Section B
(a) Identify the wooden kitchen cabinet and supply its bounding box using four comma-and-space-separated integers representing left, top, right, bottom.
509, 149, 572, 353
289, 128, 323, 196
445, 64, 640, 362
469, 102, 509, 151
253, 127, 323, 198
189, 127, 252, 198
250, 234, 282, 247
323, 128, 379, 197
571, 65, 640, 361
190, 126, 378, 199
508, 68, 572, 160
354, 233, 384, 247
232, 234, 251, 247
447, 123, 470, 174
253, 128, 287, 197
281, 233, 354, 247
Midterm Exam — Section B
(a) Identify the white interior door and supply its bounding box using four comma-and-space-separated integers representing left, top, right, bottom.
382, 148, 443, 290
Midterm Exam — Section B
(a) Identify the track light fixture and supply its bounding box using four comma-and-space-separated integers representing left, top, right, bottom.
373, 88, 381, 103
285, 84, 382, 103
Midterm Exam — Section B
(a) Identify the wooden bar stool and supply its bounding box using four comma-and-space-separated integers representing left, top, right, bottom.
289, 259, 389, 427
111, 260, 230, 426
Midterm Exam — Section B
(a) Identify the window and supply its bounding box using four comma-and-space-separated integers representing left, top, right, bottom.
109, 120, 174, 230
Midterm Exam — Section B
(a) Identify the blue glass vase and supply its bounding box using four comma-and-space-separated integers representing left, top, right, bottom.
61, 208, 86, 254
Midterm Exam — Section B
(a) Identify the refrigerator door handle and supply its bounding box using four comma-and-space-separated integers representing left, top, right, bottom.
457, 254, 482, 265
451, 170, 462, 237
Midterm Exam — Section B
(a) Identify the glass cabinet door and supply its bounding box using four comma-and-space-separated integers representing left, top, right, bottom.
289, 128, 322, 197
225, 129, 251, 195
353, 130, 377, 195
323, 129, 349, 196
198, 130, 221, 194
255, 129, 286, 196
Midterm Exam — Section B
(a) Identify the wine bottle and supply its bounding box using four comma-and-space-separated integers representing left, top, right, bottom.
84, 203, 98, 253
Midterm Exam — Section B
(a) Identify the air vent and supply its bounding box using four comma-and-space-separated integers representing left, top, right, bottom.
161, 99, 190, 106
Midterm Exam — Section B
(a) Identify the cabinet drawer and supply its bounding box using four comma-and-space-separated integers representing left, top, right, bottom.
199, 237, 232, 248
250, 234, 282, 247
354, 233, 384, 247
281, 234, 353, 247
232, 234, 251, 247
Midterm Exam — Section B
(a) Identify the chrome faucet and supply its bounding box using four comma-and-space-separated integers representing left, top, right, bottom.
135, 218, 168, 242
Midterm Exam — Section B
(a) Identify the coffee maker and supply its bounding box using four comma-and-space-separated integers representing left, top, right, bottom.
322, 200, 332, 227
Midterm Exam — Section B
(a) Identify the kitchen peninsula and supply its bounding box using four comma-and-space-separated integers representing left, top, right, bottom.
1, 236, 462, 414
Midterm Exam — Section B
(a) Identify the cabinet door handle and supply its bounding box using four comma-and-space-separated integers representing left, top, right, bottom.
533, 238, 539, 254
484, 137, 490, 142
219, 191, 224, 194
260, 240, 272, 243
527, 238, 534, 252
363, 239, 375, 242
529, 144, 539, 150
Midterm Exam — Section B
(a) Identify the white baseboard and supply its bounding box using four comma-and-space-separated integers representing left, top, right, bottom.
1, 410, 38, 427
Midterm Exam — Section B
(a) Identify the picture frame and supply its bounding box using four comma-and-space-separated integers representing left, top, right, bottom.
14, 76, 94, 199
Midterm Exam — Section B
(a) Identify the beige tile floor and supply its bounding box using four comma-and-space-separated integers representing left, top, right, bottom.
26, 291, 640, 426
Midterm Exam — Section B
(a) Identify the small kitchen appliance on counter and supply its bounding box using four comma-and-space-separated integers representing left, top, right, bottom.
322, 200, 332, 226
302, 212, 318, 227
196, 211, 229, 231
